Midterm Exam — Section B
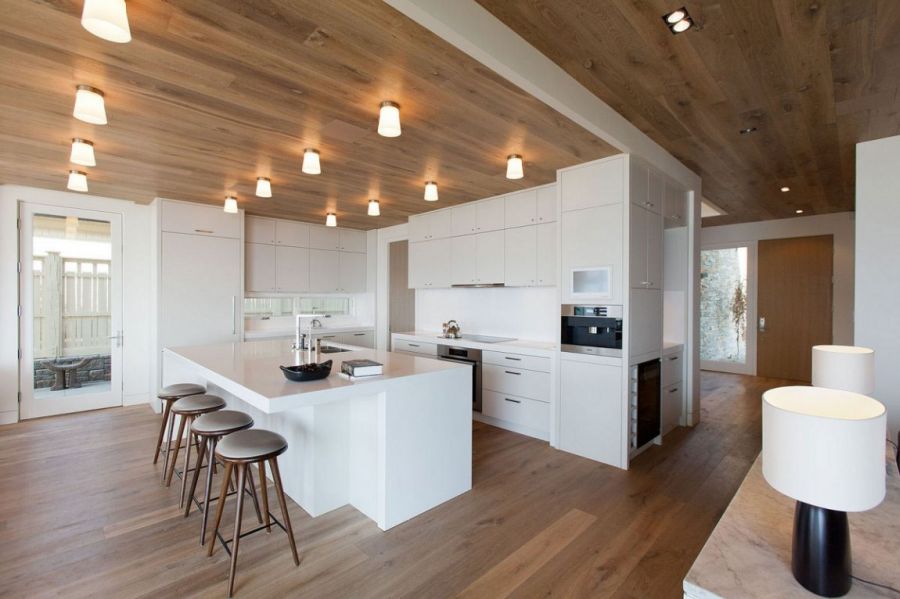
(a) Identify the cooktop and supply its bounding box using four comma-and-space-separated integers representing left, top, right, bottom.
437, 334, 517, 344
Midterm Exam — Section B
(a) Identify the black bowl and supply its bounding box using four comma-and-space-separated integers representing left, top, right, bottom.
280, 360, 333, 382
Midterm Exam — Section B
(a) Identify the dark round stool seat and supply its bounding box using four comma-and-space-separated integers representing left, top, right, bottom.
158, 383, 206, 400
217, 429, 288, 462
172, 394, 226, 415
192, 410, 253, 436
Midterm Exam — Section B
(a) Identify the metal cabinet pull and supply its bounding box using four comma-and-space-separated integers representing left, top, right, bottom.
504, 356, 522, 361
408, 343, 420, 347
668, 356, 679, 361
194, 228, 214, 234
669, 387, 680, 393
504, 370, 521, 376
504, 397, 521, 404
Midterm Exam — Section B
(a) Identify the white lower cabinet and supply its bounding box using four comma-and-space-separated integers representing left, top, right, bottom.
481, 350, 551, 440
483, 364, 550, 402
559, 357, 623, 467
483, 391, 549, 437
392, 338, 438, 356
661, 382, 683, 436
339, 330, 374, 348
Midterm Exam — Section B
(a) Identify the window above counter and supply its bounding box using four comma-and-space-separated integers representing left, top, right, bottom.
244, 296, 351, 319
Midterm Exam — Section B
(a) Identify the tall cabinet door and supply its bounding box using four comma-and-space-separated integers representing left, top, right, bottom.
476, 230, 505, 284
629, 205, 649, 288
536, 223, 557, 286
308, 249, 340, 292
504, 226, 537, 286
275, 246, 309, 292
160, 232, 241, 348
646, 210, 663, 289
339, 251, 367, 292
245, 242, 275, 292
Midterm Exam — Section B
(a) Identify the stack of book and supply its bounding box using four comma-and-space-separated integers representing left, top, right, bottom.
341, 359, 384, 378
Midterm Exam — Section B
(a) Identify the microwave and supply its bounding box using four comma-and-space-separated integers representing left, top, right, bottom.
569, 266, 612, 299
560, 304, 623, 356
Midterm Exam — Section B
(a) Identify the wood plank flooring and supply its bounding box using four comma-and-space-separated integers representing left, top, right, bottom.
0, 372, 793, 598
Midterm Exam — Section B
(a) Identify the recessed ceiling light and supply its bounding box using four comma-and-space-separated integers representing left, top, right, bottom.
665, 9, 686, 23
67, 170, 88, 192
224, 196, 238, 214
795, 209, 804, 214
739, 127, 757, 135
81, 0, 131, 43
424, 181, 439, 202
73, 85, 107, 125
302, 148, 321, 175
378, 101, 401, 137
506, 154, 524, 180
368, 199, 381, 216
672, 18, 693, 33
662, 7, 693, 34
781, 186, 790, 192
325, 212, 337, 227
70, 138, 96, 167
255, 177, 272, 198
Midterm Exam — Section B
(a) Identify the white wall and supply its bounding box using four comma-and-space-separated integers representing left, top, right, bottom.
0, 185, 153, 423
702, 212, 856, 346
855, 135, 900, 441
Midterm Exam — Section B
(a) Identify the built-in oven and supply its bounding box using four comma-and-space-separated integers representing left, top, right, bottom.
437, 344, 482, 412
560, 304, 623, 357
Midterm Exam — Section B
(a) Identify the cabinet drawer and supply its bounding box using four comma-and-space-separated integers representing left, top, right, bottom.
483, 390, 549, 433
483, 351, 550, 373
662, 351, 683, 387
161, 200, 240, 238
662, 382, 683, 435
483, 364, 550, 402
341, 330, 374, 348
393, 339, 437, 356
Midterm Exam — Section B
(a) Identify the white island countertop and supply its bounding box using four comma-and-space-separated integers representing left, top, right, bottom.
164, 338, 467, 414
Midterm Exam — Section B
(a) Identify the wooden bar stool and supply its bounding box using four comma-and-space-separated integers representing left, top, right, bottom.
154, 383, 205, 475
208, 429, 300, 598
184, 410, 256, 544
165, 394, 226, 505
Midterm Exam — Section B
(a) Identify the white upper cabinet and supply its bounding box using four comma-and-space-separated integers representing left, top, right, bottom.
560, 157, 624, 212
339, 229, 367, 253
339, 251, 367, 292
504, 189, 537, 229
308, 249, 340, 292
309, 225, 340, 250
504, 226, 537, 286
629, 287, 662, 357
630, 158, 663, 215
409, 210, 452, 242
476, 230, 505, 284
451, 203, 478, 236
647, 168, 664, 215
535, 185, 557, 223
246, 216, 276, 244
536, 222, 556, 286
477, 197, 506, 232
275, 246, 310, 292
409, 238, 452, 288
560, 203, 623, 304
275, 219, 309, 247
160, 200, 241, 238
245, 242, 276, 292
630, 204, 662, 289
664, 180, 687, 227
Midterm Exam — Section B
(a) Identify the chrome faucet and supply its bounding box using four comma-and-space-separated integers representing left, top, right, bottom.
292, 313, 320, 358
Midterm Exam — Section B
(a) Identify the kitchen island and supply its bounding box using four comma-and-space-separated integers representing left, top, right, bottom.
162, 339, 472, 531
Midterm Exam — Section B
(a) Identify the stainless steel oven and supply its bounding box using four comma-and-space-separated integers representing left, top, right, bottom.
560, 304, 623, 357
437, 344, 482, 412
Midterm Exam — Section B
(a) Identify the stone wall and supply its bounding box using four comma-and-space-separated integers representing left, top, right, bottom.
700, 249, 747, 363
33, 354, 111, 388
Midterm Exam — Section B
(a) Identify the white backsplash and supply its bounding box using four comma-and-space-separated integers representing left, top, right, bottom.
415, 287, 558, 342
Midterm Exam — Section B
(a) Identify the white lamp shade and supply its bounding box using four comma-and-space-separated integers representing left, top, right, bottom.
368, 199, 380, 216
424, 181, 438, 201
81, 0, 132, 43
302, 149, 321, 175
325, 213, 337, 227
255, 177, 272, 198
762, 386, 886, 512
70, 138, 96, 167
811, 345, 875, 395
67, 170, 88, 192
506, 154, 524, 179
73, 86, 107, 125
377, 101, 401, 137
223, 197, 238, 213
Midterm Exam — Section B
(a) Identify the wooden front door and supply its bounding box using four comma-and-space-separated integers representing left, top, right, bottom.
757, 235, 833, 381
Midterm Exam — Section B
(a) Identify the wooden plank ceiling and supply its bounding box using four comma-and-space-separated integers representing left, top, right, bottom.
476, 0, 900, 225
0, 1, 615, 230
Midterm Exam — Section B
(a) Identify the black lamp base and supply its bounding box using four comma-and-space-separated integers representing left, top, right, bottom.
792, 501, 852, 597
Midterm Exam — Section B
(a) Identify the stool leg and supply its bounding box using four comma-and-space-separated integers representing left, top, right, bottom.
165, 414, 187, 487
153, 399, 172, 464
227, 463, 247, 598
184, 433, 207, 518
161, 408, 177, 483
245, 465, 263, 524
258, 460, 270, 533
207, 460, 233, 558
180, 416, 195, 507
200, 437, 219, 545
269, 458, 300, 566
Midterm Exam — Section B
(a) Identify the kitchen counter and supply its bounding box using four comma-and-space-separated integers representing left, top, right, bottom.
244, 324, 374, 340
683, 447, 900, 598
163, 339, 472, 530
391, 331, 558, 357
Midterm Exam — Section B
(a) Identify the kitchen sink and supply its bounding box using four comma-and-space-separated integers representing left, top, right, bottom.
319, 346, 351, 354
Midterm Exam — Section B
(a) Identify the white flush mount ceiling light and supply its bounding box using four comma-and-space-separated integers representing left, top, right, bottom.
325, 212, 337, 227
73, 85, 107, 125
424, 181, 439, 202
224, 196, 238, 214
506, 154, 524, 180
368, 199, 381, 216
67, 170, 88, 192
663, 6, 693, 34
302, 148, 321, 175
81, 0, 132, 43
796, 209, 804, 214
256, 177, 272, 198
378, 101, 401, 137
781, 186, 791, 192
70, 138, 96, 167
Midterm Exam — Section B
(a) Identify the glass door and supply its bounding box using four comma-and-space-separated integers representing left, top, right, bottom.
19, 203, 123, 418
700, 242, 757, 375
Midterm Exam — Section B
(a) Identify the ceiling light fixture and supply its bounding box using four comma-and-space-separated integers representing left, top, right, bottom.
70, 138, 96, 167
506, 154, 524, 180
81, 0, 132, 43
378, 101, 401, 137
67, 170, 88, 193
73, 85, 107, 125
424, 181, 439, 202
796, 209, 804, 214
368, 199, 381, 216
662, 6, 693, 34
256, 177, 272, 198
739, 127, 757, 135
224, 196, 238, 214
325, 212, 337, 227
781, 186, 791, 192
302, 148, 321, 175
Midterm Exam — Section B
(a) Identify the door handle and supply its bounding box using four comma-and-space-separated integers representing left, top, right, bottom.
108, 331, 123, 347
758, 316, 766, 333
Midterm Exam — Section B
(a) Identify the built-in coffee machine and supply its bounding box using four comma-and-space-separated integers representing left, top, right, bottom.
560, 305, 623, 357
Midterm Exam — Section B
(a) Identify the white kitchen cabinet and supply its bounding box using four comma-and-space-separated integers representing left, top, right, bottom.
483, 350, 551, 372
536, 185, 557, 223
664, 181, 687, 227
536, 222, 556, 287
410, 210, 452, 242
504, 189, 537, 229
245, 242, 276, 292
451, 235, 478, 285
560, 157, 624, 212
308, 249, 340, 292
560, 204, 623, 304
408, 238, 451, 288
246, 216, 276, 244
559, 357, 623, 466
483, 364, 550, 402
647, 168, 664, 215
451, 203, 477, 236
339, 330, 374, 348
504, 225, 536, 286
275, 220, 309, 247
629, 159, 662, 215
661, 382, 683, 436
476, 230, 505, 284
662, 350, 684, 387
483, 391, 549, 438
160, 200, 240, 239
630, 204, 662, 290
275, 246, 309, 292
477, 196, 506, 232
392, 338, 438, 355
339, 229, 367, 253
309, 225, 340, 250
339, 251, 367, 292
629, 287, 662, 358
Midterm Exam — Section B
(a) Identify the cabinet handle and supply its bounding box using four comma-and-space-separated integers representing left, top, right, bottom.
669, 387, 680, 393
504, 356, 522, 361
409, 343, 420, 347
353, 333, 365, 336
231, 296, 236, 335
194, 228, 214, 234
644, 202, 655, 208
504, 397, 521, 404
668, 356, 679, 361
504, 370, 521, 376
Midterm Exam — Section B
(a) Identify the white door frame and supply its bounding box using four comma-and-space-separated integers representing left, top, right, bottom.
699, 240, 758, 376
19, 202, 124, 418
375, 223, 410, 350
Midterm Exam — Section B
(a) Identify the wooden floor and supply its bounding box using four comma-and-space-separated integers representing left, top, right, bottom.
0, 372, 795, 598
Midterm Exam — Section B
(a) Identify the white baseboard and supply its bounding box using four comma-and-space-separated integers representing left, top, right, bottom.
0, 410, 18, 425
123, 391, 151, 408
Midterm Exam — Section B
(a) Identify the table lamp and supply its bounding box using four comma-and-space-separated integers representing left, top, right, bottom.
811, 345, 875, 395
762, 386, 886, 597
